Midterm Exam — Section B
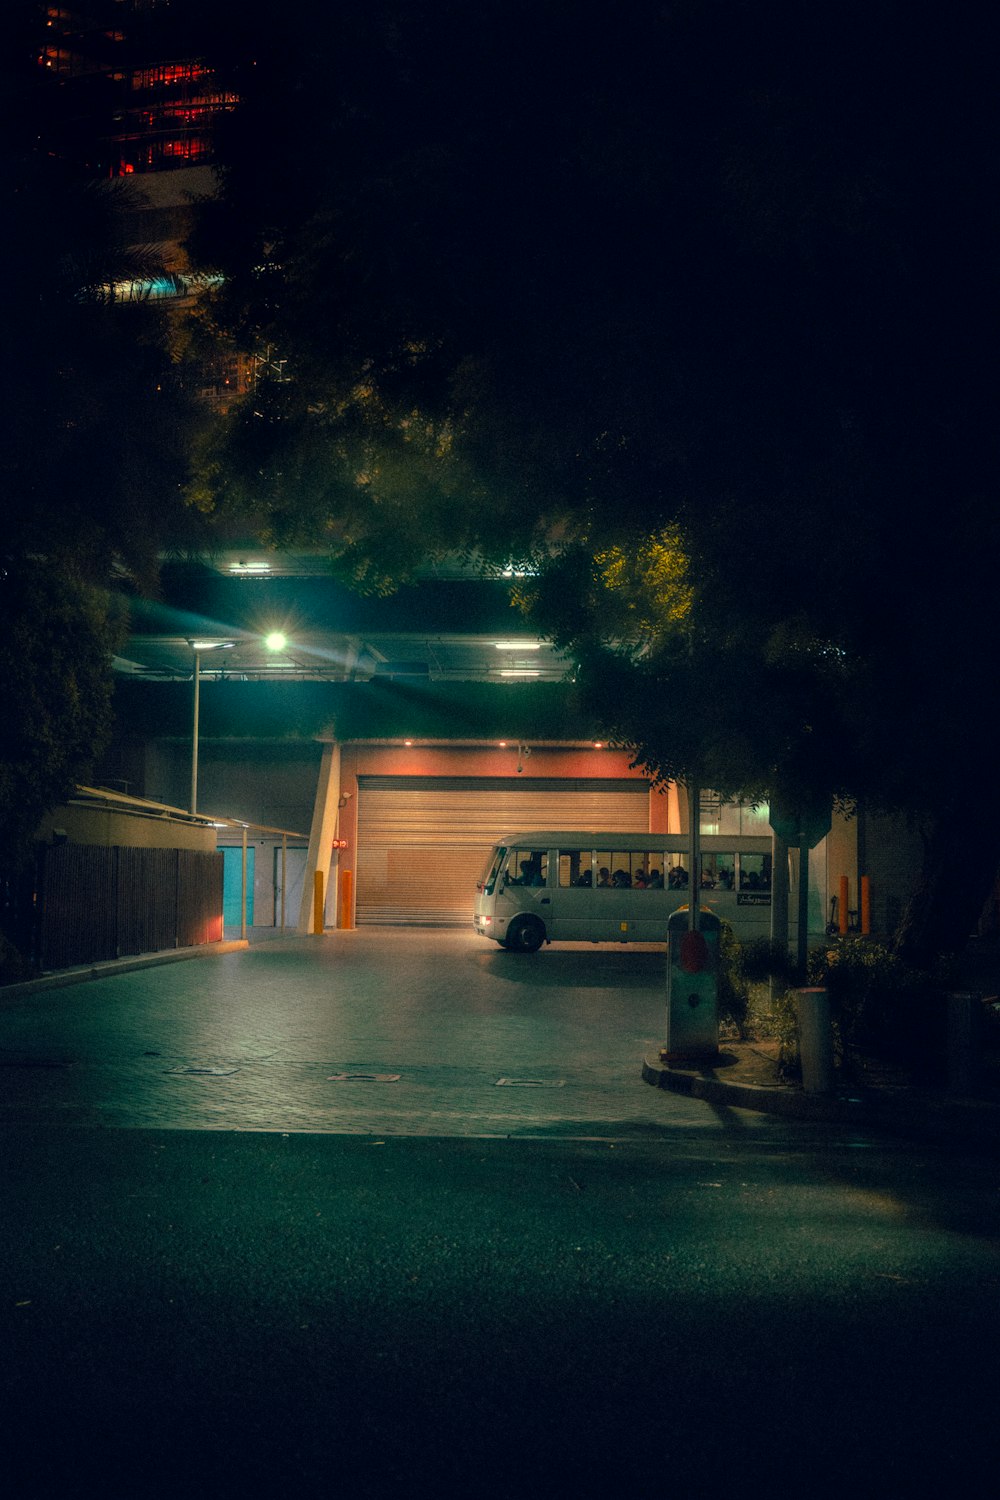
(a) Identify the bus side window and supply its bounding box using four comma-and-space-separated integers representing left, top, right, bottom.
506, 849, 541, 886
560, 851, 592, 887
633, 854, 660, 889
738, 854, 771, 890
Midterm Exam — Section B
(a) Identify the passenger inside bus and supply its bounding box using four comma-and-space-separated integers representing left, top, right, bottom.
668, 864, 689, 888
739, 854, 771, 890
597, 867, 611, 887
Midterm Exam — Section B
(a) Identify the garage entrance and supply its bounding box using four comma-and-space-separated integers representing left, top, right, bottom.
355, 776, 651, 924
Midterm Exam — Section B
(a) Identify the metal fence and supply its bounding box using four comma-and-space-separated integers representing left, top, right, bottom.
36, 845, 224, 972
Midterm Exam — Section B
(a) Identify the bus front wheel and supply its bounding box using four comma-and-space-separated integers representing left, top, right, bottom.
505, 916, 545, 953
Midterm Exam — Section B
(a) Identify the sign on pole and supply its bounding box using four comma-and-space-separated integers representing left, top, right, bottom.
768, 795, 831, 849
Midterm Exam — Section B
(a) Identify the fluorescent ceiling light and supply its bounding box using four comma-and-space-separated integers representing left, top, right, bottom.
496, 669, 541, 677
493, 641, 541, 650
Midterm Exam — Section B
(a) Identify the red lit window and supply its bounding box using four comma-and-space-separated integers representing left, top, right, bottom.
131, 61, 211, 91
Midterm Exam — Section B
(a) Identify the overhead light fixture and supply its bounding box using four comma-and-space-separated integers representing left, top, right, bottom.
264, 631, 288, 652
497, 669, 541, 678
229, 561, 271, 575
493, 641, 541, 650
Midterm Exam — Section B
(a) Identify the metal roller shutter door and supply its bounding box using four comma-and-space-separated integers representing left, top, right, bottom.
355, 776, 651, 925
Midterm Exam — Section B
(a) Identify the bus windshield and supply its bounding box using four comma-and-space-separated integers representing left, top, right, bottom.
477, 845, 506, 894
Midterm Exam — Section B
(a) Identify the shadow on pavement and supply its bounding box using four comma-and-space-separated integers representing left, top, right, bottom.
478, 945, 666, 989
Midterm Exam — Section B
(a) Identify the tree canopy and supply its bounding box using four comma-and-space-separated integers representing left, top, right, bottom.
198, 2, 998, 952
1, 26, 205, 899
194, 24, 989, 684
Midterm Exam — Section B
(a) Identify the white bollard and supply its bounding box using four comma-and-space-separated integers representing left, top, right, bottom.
796, 987, 834, 1094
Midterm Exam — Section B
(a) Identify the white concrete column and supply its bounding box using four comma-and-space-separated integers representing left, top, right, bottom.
297, 741, 342, 934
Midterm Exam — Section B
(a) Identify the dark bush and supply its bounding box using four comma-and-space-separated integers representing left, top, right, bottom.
806, 939, 947, 1074
0, 933, 33, 986
717, 929, 792, 1040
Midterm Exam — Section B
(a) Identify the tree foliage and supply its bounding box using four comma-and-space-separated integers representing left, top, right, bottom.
189, 2, 996, 956
0, 560, 126, 861
1, 29, 204, 913
3, 155, 199, 591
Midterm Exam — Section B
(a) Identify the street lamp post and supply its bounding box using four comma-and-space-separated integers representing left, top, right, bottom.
188, 641, 234, 815
191, 646, 202, 816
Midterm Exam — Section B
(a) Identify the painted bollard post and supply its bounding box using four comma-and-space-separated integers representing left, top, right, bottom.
662, 906, 721, 1064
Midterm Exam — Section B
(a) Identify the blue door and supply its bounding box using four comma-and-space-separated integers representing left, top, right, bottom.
222, 846, 255, 928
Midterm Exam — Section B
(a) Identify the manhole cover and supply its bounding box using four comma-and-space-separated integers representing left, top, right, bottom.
327, 1073, 401, 1083
496, 1077, 566, 1088
165, 1066, 241, 1077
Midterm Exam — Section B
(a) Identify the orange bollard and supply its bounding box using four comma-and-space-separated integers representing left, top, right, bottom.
313, 869, 325, 933
861, 874, 871, 935
839, 874, 849, 936
340, 868, 354, 930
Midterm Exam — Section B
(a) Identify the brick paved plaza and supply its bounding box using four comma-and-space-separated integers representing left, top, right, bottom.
0, 927, 806, 1139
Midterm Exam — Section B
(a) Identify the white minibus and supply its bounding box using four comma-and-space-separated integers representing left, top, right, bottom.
473, 831, 775, 950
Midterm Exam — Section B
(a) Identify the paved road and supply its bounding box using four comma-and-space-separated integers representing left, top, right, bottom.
1, 927, 805, 1140
3, 931, 999, 1498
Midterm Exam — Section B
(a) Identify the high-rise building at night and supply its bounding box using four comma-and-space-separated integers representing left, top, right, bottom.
32, 1, 247, 400
35, 0, 237, 179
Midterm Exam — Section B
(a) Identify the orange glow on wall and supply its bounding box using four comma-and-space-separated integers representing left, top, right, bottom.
335, 741, 678, 838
